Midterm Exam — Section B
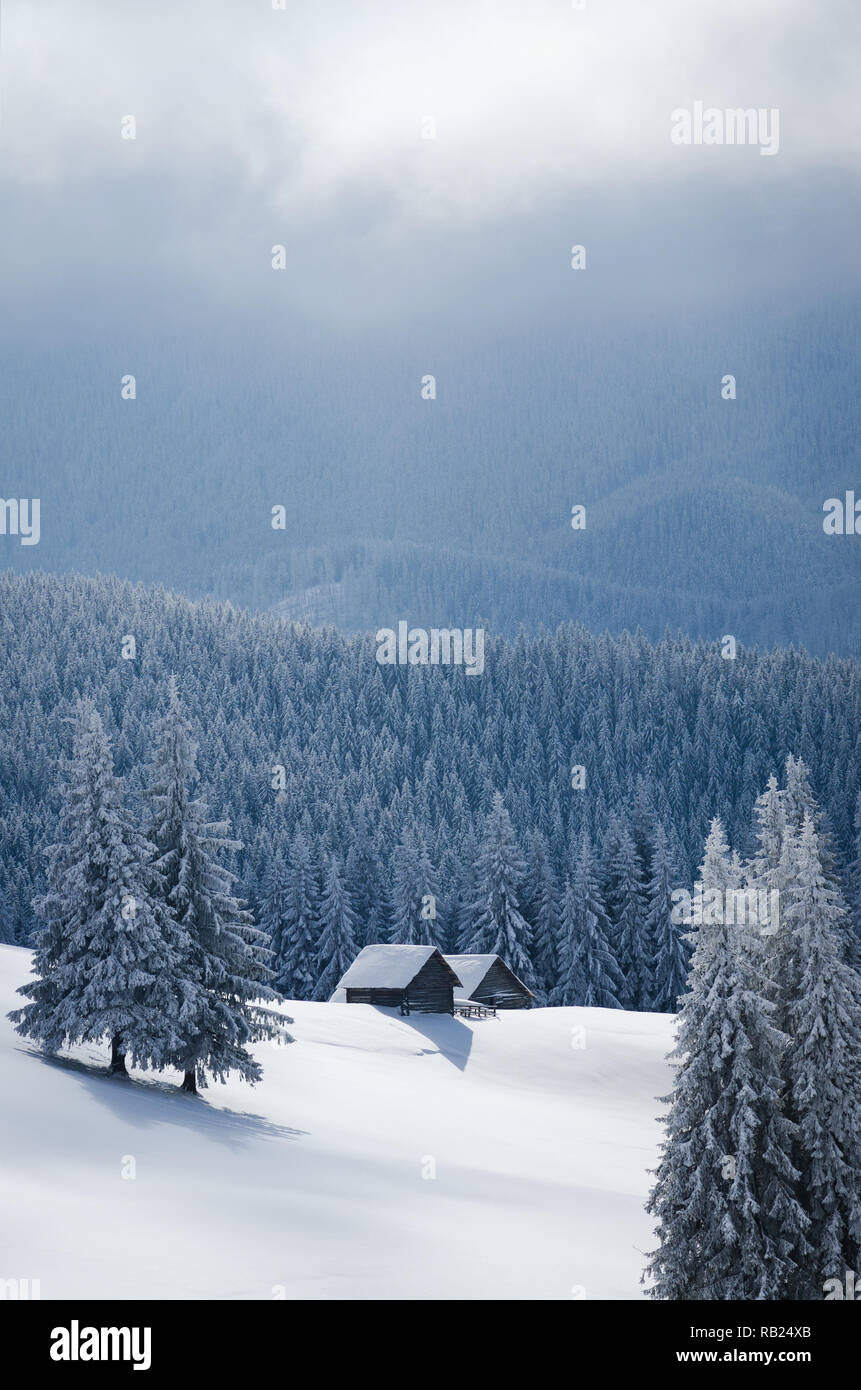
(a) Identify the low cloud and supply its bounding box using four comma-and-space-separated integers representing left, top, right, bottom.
1, 0, 859, 326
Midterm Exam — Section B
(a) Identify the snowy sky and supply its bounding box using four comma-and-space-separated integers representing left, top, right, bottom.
1, 0, 859, 332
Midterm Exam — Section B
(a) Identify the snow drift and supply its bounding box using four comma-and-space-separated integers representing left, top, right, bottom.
0, 944, 675, 1299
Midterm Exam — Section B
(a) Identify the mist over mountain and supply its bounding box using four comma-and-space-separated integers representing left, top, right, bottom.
2, 295, 858, 653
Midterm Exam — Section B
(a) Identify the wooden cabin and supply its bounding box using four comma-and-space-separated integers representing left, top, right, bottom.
331, 944, 463, 1015
444, 953, 535, 1010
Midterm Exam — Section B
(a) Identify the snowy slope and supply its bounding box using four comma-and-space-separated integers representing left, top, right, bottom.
0, 944, 675, 1300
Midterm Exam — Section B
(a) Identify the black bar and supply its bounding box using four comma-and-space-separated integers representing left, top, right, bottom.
4, 1297, 855, 1376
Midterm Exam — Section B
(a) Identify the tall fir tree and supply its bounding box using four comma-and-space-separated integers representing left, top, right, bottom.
606, 824, 650, 1009
646, 817, 806, 1299
11, 700, 190, 1075
850, 790, 861, 924
746, 775, 786, 892
781, 754, 846, 901
388, 833, 441, 947
647, 823, 688, 1013
450, 829, 479, 955
260, 829, 319, 1000
554, 833, 624, 1008
286, 828, 321, 999
147, 679, 290, 1091
782, 755, 820, 837
849, 789, 861, 959
551, 876, 578, 1007
314, 854, 359, 1000
0, 880, 17, 947
695, 816, 739, 899
344, 831, 387, 948
773, 816, 861, 1296
460, 792, 536, 990
257, 854, 293, 993
523, 831, 561, 1003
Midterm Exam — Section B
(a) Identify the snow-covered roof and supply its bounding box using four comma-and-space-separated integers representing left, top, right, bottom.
444, 953, 535, 999
443, 954, 498, 998
334, 944, 462, 993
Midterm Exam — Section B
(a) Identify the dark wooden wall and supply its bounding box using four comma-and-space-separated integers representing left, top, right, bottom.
471, 959, 532, 1009
345, 987, 406, 1008
406, 953, 456, 1013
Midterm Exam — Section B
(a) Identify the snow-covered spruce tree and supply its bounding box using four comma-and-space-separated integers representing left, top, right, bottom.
605, 824, 650, 1010
772, 816, 861, 1296
450, 828, 479, 953
743, 772, 794, 984
314, 854, 359, 1000
388, 832, 441, 947
785, 755, 861, 969
523, 831, 561, 1004
630, 777, 658, 886
572, 832, 624, 1008
259, 829, 318, 1000
345, 830, 387, 948
279, 828, 320, 1000
415, 839, 444, 944
647, 823, 688, 1013
781, 755, 846, 899
554, 833, 624, 1009
646, 817, 807, 1300
11, 700, 187, 1075
695, 816, 738, 901
551, 876, 579, 1007
257, 850, 290, 984
782, 754, 820, 837
460, 791, 536, 991
849, 789, 861, 943
746, 775, 786, 892
147, 679, 290, 1091
749, 762, 860, 974
257, 855, 293, 995
0, 880, 17, 947
598, 813, 624, 911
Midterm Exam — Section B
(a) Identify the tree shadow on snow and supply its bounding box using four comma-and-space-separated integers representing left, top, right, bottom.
17, 1047, 307, 1150
394, 1013, 475, 1071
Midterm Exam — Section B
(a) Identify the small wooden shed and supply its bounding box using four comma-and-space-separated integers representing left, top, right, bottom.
331, 944, 463, 1015
444, 954, 535, 1010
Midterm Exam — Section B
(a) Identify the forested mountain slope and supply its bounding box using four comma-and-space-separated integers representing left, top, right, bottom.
1, 570, 858, 954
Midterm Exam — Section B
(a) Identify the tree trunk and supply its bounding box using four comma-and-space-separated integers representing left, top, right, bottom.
181, 1069, 197, 1094
109, 1034, 128, 1075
